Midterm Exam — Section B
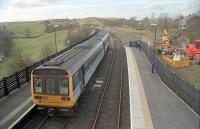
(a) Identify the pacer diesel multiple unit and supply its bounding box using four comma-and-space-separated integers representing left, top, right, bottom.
31, 31, 110, 110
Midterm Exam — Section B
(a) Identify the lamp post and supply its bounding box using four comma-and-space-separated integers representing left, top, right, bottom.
54, 24, 59, 53
151, 23, 158, 73
90, 24, 92, 32
78, 23, 81, 38
67, 29, 70, 48
139, 22, 142, 42
136, 22, 143, 51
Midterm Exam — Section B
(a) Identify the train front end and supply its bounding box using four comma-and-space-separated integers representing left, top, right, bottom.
31, 68, 75, 110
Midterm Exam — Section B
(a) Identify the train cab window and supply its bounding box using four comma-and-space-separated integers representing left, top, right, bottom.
59, 79, 68, 95
34, 78, 42, 93
46, 79, 56, 94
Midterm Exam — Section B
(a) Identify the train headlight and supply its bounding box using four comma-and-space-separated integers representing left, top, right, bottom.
61, 96, 70, 101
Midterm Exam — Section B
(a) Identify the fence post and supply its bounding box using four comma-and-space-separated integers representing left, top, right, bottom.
25, 66, 29, 82
15, 72, 20, 88
3, 77, 9, 96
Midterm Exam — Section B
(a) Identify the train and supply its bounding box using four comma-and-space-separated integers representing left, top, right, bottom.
31, 31, 110, 111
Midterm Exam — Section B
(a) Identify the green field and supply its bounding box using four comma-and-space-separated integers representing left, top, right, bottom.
0, 30, 68, 79
0, 18, 94, 79
0, 22, 45, 37
11, 30, 68, 61
50, 19, 78, 26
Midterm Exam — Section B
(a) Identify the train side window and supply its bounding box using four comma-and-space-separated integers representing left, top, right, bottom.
46, 79, 56, 94
59, 79, 68, 95
73, 71, 81, 92
34, 78, 42, 93
84, 61, 90, 74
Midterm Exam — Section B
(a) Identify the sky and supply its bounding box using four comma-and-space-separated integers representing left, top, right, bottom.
0, 0, 199, 22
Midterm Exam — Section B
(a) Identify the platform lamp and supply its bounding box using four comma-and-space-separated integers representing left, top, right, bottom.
54, 24, 59, 53
78, 23, 81, 38
67, 28, 71, 48
150, 23, 158, 73
139, 22, 143, 42
136, 22, 143, 51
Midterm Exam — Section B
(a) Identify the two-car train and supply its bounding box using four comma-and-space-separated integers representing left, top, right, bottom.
31, 31, 110, 110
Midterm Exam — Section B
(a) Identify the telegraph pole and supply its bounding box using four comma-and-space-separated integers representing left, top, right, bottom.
151, 24, 158, 73
54, 25, 59, 53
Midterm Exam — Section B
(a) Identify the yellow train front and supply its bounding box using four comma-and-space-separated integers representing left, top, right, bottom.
31, 31, 110, 110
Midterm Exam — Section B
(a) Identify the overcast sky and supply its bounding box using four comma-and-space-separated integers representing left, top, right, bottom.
0, 0, 199, 22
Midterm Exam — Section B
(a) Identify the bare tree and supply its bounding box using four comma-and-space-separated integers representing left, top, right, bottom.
0, 30, 13, 57
65, 26, 92, 47
158, 12, 169, 31
140, 17, 151, 30
187, 15, 200, 41
128, 16, 138, 29
7, 52, 33, 73
40, 44, 54, 59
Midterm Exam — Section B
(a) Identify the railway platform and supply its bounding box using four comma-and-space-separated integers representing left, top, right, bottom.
131, 47, 199, 129
0, 84, 32, 129
125, 47, 154, 129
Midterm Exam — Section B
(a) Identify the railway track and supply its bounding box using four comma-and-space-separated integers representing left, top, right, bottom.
36, 115, 49, 129
11, 32, 130, 129
34, 112, 72, 129
37, 33, 124, 129
91, 33, 124, 129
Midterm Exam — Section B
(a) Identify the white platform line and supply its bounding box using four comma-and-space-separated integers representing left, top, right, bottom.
0, 96, 32, 128
125, 47, 146, 129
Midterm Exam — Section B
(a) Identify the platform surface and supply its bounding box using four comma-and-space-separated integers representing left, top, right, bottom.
126, 47, 154, 129
0, 84, 32, 129
132, 47, 199, 129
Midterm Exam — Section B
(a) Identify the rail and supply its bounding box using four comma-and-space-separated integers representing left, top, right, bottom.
91, 37, 116, 129
0, 30, 98, 99
92, 34, 124, 129
36, 115, 49, 129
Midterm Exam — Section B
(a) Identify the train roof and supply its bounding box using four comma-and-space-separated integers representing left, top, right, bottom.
35, 31, 109, 75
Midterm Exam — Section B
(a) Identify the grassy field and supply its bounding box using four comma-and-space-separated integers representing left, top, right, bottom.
10, 30, 68, 61
0, 30, 68, 79
111, 26, 156, 42
50, 19, 77, 26
176, 63, 200, 89
0, 18, 94, 79
0, 22, 45, 37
